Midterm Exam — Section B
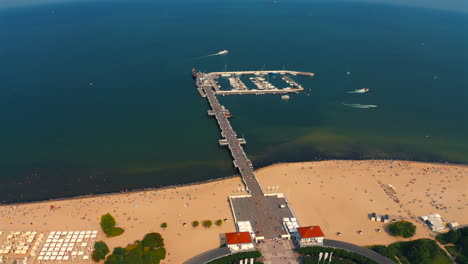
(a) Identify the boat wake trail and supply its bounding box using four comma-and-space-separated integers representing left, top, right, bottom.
196, 50, 229, 59
342, 103, 378, 109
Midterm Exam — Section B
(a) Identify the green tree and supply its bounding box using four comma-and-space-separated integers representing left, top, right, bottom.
446, 230, 461, 244
370, 239, 452, 264
91, 241, 110, 262
145, 248, 166, 263
101, 213, 124, 237
456, 255, 468, 264
404, 239, 451, 264
202, 220, 213, 228
192, 220, 200, 227
153, 248, 166, 260
388, 221, 416, 238
437, 229, 461, 245
142, 233, 164, 248
104, 248, 126, 264
436, 227, 468, 261
101, 213, 116, 234
461, 236, 468, 256
368, 245, 399, 262
113, 247, 127, 256
100, 213, 125, 237
104, 233, 166, 264
124, 247, 144, 264
215, 219, 223, 226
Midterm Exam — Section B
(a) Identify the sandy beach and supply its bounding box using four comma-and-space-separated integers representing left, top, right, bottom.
1, 160, 467, 263
256, 160, 467, 246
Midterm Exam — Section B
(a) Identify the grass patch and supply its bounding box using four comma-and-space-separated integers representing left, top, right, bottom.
303, 256, 354, 264
206, 251, 262, 264
435, 227, 468, 263
445, 245, 460, 257
298, 246, 378, 264
369, 239, 451, 264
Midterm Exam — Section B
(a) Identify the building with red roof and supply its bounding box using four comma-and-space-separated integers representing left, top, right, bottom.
225, 232, 254, 252
294, 226, 325, 247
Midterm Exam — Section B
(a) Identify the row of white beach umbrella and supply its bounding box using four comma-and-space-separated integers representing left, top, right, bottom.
239, 258, 254, 264
37, 230, 97, 262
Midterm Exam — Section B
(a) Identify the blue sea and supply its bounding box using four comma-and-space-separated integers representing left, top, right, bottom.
0, 0, 467, 203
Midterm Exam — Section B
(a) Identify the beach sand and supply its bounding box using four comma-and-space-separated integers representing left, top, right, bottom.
256, 160, 467, 246
1, 160, 467, 263
0, 178, 246, 264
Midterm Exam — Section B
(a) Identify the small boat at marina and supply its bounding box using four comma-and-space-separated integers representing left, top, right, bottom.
192, 68, 197, 79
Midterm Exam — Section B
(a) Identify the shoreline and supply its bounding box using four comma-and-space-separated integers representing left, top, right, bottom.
3, 158, 466, 206
0, 174, 238, 206
1, 159, 466, 264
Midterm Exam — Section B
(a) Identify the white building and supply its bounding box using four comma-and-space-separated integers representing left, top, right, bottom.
420, 214, 447, 232
294, 226, 325, 247
448, 222, 460, 231
237, 221, 255, 238
225, 232, 254, 252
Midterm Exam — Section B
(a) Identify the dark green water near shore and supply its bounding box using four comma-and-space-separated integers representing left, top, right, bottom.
0, 0, 467, 203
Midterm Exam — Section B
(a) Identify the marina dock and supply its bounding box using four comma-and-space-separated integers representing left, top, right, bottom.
208, 70, 315, 77
196, 70, 312, 97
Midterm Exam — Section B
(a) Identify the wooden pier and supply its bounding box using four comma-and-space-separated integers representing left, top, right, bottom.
195, 69, 314, 197
196, 72, 263, 196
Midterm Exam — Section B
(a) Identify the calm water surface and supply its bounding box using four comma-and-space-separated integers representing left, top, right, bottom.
0, 0, 467, 203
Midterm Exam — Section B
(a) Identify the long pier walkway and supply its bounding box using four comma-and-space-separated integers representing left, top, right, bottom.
199, 73, 264, 198
199, 72, 289, 238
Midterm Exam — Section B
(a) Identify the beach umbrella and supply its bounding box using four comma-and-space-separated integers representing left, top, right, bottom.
329, 252, 333, 263
324, 252, 329, 261
318, 252, 323, 263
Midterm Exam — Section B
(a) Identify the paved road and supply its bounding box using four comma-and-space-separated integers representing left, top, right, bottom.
323, 239, 395, 264
258, 240, 301, 264
231, 196, 294, 240
183, 247, 232, 264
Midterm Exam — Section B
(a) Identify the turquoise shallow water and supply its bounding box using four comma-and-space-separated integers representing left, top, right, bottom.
0, 0, 467, 203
